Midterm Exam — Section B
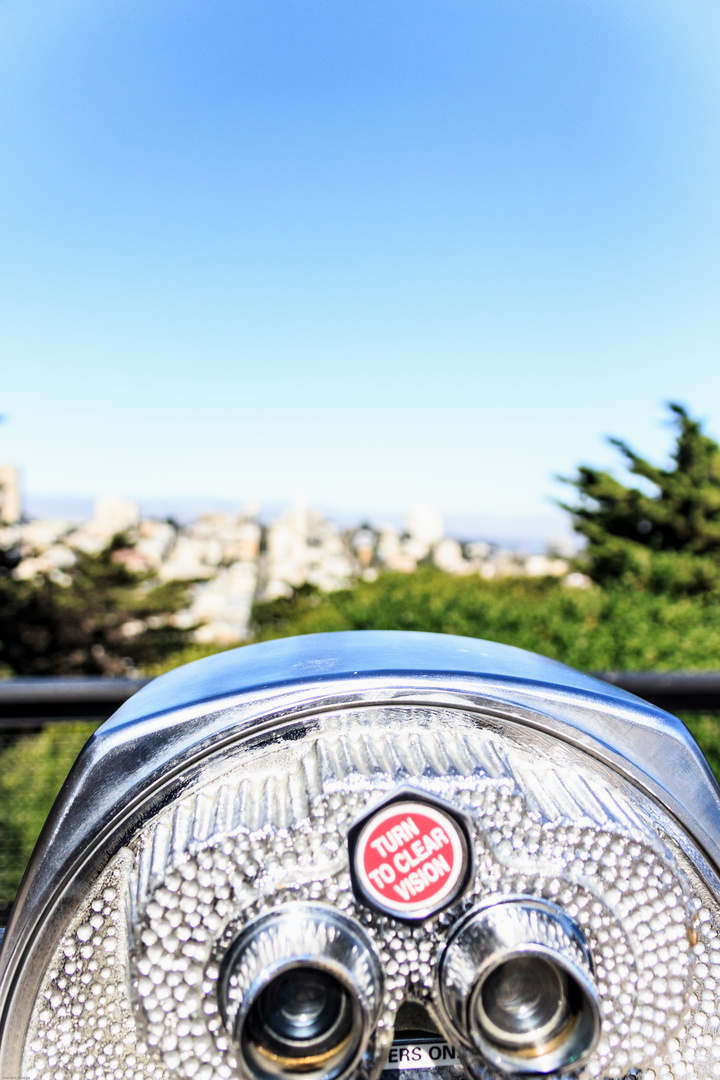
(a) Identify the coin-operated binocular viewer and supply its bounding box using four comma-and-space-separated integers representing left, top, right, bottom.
1, 631, 719, 1080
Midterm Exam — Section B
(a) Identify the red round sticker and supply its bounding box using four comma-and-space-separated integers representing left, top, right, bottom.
353, 800, 467, 917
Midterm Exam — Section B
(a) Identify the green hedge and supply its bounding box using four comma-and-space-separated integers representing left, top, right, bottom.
252, 569, 720, 671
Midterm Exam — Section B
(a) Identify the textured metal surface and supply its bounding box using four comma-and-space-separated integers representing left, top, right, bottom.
5, 632, 720, 1080
3, 632, 719, 989
18, 706, 708, 1080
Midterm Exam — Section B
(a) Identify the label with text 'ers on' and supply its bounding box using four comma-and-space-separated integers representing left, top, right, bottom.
383, 1041, 459, 1071
351, 798, 468, 919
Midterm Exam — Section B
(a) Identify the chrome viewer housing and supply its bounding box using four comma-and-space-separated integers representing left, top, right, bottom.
0, 631, 718, 1080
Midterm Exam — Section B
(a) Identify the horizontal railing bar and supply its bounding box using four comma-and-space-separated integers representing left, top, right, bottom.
0, 677, 150, 726
0, 677, 150, 703
0, 672, 720, 726
595, 671, 720, 712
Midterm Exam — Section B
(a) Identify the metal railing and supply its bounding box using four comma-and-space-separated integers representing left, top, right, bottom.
0, 672, 719, 726
0, 676, 149, 726
596, 672, 720, 712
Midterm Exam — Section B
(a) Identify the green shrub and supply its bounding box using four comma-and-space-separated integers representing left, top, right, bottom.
250, 569, 720, 671
0, 538, 193, 676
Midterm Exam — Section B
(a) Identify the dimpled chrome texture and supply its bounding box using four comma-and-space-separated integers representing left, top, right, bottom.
3, 632, 720, 1080
21, 707, 699, 1080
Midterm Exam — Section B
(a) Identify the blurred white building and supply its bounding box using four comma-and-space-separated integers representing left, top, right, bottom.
94, 496, 140, 535
433, 538, 469, 574
406, 504, 444, 548
190, 562, 260, 644
65, 496, 141, 554
0, 465, 21, 524
160, 510, 261, 585
135, 521, 176, 569
261, 504, 355, 600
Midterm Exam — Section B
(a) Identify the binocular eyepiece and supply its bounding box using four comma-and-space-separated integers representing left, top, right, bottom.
243, 967, 353, 1074
0, 631, 716, 1080
219, 895, 600, 1080
440, 898, 600, 1074
220, 906, 382, 1080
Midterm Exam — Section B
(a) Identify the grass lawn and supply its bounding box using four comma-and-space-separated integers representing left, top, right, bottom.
0, 722, 100, 919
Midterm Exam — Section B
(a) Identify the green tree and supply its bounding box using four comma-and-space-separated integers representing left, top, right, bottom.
0, 535, 193, 675
559, 404, 720, 593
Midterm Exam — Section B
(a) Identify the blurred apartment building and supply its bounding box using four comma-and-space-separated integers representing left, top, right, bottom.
0, 465, 21, 526
0, 470, 580, 645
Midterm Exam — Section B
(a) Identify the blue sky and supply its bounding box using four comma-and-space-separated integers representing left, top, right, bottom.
1, 0, 719, 539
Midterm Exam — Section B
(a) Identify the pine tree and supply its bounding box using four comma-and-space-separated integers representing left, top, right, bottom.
559, 404, 720, 593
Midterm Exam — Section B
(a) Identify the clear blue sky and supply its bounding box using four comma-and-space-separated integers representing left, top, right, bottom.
1, 0, 719, 536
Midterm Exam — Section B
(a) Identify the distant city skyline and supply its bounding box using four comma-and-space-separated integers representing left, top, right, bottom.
2, 492, 578, 645
20, 493, 573, 552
